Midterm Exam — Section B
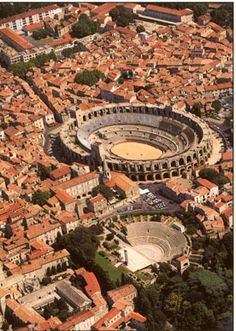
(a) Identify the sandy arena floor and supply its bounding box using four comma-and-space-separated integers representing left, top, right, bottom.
111, 142, 162, 160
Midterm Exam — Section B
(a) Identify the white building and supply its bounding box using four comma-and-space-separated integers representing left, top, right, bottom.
0, 5, 62, 31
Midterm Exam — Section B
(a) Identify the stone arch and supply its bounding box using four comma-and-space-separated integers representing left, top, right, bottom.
200, 159, 204, 165
131, 175, 137, 181
163, 172, 170, 179
88, 113, 92, 120
193, 153, 197, 160
83, 115, 86, 121
179, 158, 185, 165
139, 174, 145, 181
154, 164, 159, 170
162, 162, 168, 169
147, 174, 153, 181
137, 165, 143, 171
155, 174, 161, 180
172, 171, 178, 177
180, 168, 185, 175
187, 155, 192, 163
171, 160, 177, 167
130, 165, 136, 171
94, 111, 98, 117
199, 149, 203, 156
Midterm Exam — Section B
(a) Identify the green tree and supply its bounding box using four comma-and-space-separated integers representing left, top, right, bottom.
41, 276, 51, 286
212, 100, 221, 111
1, 122, 8, 129
32, 189, 52, 206
58, 310, 69, 322
56, 226, 99, 263
9, 61, 34, 79
72, 14, 100, 38
75, 69, 104, 86
178, 301, 215, 330
9, 51, 56, 78
163, 291, 183, 315
211, 4, 233, 28
106, 233, 114, 241
188, 269, 228, 298
192, 102, 202, 117
32, 28, 49, 40
110, 6, 135, 27
38, 165, 51, 180
199, 168, 229, 187
136, 25, 145, 33
62, 47, 74, 58
192, 3, 208, 18
91, 184, 114, 201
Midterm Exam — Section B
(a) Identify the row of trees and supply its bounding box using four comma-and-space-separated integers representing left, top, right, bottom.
9, 51, 56, 78
199, 168, 229, 187
61, 43, 88, 58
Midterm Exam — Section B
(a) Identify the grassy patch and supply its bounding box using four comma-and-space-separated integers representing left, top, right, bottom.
95, 252, 123, 282
135, 271, 152, 281
32, 36, 53, 43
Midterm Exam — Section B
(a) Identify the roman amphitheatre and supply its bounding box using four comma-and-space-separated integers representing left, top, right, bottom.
59, 103, 214, 182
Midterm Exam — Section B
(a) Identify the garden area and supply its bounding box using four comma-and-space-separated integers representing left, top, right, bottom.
95, 252, 124, 282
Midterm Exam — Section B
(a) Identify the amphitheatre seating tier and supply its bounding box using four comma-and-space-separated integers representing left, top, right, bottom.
159, 119, 183, 136
126, 222, 187, 261
182, 127, 195, 145
77, 113, 197, 157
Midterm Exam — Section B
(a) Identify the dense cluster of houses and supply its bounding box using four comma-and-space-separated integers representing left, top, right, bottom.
0, 2, 233, 330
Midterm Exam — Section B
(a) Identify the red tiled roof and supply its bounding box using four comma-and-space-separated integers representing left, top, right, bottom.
196, 178, 218, 190
54, 171, 98, 191
23, 21, 44, 32
0, 28, 34, 49
146, 4, 193, 17
50, 165, 71, 180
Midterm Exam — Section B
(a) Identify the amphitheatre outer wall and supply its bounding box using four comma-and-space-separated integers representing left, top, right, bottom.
59, 103, 213, 182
